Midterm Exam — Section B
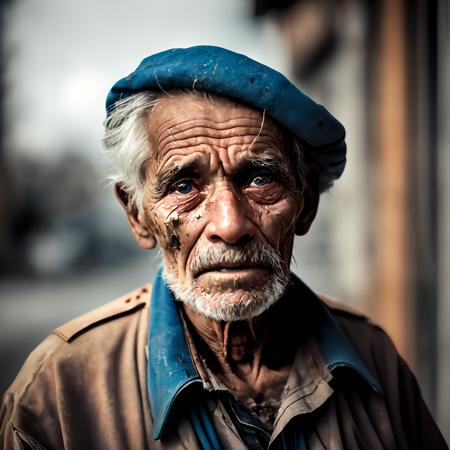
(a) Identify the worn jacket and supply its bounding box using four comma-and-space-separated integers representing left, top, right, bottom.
1, 271, 447, 449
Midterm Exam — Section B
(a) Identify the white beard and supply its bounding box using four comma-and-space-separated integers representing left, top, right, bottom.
162, 241, 290, 321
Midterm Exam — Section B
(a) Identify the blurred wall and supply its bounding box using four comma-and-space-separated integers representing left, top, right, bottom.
0, 0, 287, 394
253, 0, 449, 436
0, 0, 448, 439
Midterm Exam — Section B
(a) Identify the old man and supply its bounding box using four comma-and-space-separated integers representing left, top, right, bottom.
1, 46, 447, 449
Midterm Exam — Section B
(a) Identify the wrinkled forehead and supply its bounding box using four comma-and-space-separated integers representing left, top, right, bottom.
147, 91, 288, 156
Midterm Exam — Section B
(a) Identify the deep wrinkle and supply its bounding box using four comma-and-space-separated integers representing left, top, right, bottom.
141, 93, 303, 324
156, 120, 267, 148
153, 151, 293, 201
129, 93, 315, 419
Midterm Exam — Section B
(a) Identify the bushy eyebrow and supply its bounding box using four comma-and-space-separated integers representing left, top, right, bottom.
152, 151, 293, 198
243, 152, 291, 179
152, 159, 205, 198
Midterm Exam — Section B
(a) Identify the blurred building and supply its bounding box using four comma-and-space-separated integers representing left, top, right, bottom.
252, 0, 449, 435
0, 0, 448, 439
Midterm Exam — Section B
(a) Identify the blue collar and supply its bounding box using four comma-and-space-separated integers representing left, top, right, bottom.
147, 268, 381, 440
291, 274, 382, 394
147, 269, 201, 440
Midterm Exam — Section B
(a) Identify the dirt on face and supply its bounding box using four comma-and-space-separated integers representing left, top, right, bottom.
137, 92, 313, 319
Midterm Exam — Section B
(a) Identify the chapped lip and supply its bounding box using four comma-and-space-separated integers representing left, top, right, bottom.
194, 262, 268, 277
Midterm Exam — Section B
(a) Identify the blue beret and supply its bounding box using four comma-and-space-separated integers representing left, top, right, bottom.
106, 45, 346, 190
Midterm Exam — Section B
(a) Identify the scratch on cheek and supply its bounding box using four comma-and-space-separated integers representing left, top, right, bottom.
166, 219, 181, 250
159, 206, 182, 250
164, 207, 180, 226
168, 233, 181, 250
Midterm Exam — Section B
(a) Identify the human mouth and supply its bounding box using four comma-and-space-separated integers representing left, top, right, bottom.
196, 266, 269, 290
194, 262, 268, 277
189, 241, 285, 286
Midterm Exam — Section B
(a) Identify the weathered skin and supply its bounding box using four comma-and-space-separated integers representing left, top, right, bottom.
121, 93, 319, 421
144, 94, 302, 289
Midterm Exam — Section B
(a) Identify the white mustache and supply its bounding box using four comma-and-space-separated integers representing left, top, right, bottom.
190, 241, 285, 278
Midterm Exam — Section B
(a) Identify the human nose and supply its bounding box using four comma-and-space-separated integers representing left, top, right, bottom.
205, 188, 255, 244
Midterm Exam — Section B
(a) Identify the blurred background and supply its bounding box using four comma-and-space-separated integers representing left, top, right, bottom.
0, 0, 448, 439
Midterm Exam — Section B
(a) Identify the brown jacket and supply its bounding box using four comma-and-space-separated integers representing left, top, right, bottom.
1, 279, 447, 450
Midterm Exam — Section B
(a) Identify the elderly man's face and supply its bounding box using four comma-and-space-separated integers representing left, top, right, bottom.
124, 93, 316, 321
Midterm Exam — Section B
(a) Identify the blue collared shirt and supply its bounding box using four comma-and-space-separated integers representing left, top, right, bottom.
147, 268, 381, 447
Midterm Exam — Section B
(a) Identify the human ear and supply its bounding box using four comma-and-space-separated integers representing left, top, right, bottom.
294, 168, 320, 236
114, 184, 157, 249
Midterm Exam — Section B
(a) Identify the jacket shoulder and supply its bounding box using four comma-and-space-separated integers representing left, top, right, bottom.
318, 292, 370, 322
319, 292, 395, 345
317, 292, 393, 357
52, 284, 151, 342
2, 284, 153, 449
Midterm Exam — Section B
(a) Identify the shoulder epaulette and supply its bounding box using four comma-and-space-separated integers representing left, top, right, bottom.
52, 284, 151, 342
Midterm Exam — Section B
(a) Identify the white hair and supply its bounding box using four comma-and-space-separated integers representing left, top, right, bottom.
162, 240, 290, 321
103, 91, 311, 212
103, 92, 163, 212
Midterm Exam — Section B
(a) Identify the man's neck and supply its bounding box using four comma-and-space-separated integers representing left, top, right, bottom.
181, 299, 296, 408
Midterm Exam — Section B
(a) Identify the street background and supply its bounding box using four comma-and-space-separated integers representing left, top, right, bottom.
0, 0, 448, 440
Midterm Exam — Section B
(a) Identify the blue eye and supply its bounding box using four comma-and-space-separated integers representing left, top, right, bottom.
175, 181, 194, 194
250, 175, 271, 187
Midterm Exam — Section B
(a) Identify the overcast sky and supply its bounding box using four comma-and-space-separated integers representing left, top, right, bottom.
4, 0, 287, 163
